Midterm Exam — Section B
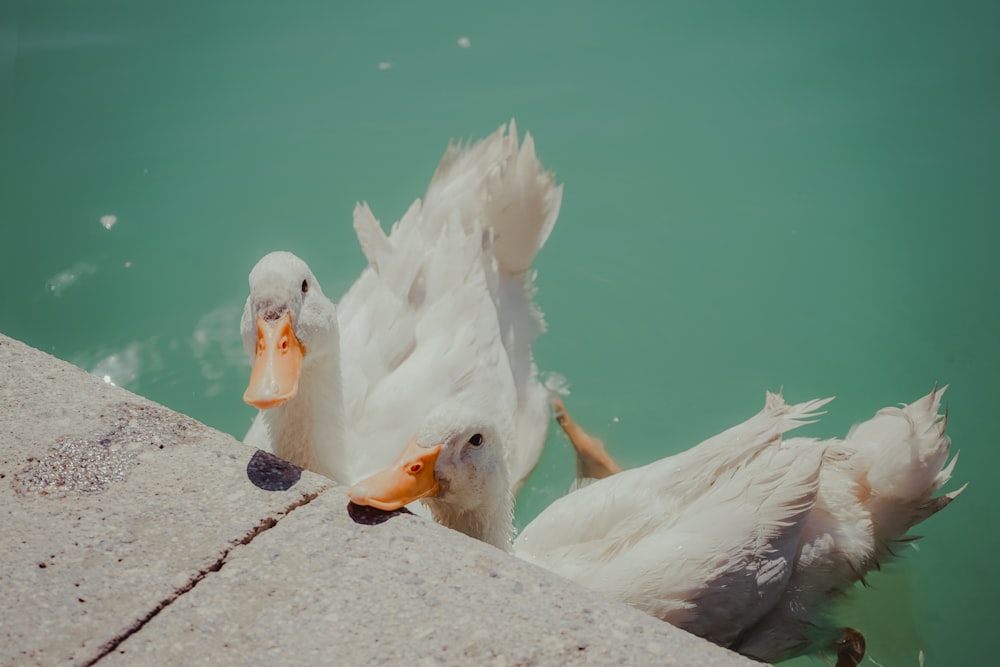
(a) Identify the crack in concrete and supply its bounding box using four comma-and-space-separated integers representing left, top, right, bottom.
81, 489, 325, 666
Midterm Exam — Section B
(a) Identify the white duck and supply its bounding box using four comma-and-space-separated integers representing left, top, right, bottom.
347, 388, 963, 666
241, 120, 561, 489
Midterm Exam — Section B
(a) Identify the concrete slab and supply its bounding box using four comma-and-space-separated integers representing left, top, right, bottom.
0, 335, 331, 666
102, 491, 753, 667
0, 333, 763, 666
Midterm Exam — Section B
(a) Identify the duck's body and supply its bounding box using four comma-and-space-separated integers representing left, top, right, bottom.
242, 121, 561, 490
515, 393, 833, 648
729, 389, 963, 662
349, 389, 962, 665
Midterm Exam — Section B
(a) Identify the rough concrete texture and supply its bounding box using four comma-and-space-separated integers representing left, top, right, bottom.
0, 333, 763, 666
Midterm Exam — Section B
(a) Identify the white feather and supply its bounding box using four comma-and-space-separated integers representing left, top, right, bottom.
242, 120, 560, 493
381, 389, 962, 665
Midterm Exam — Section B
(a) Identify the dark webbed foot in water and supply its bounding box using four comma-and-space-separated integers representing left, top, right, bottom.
553, 398, 622, 480
834, 628, 866, 667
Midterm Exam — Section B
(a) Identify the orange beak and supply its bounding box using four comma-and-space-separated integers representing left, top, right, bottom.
348, 439, 443, 510
243, 312, 306, 409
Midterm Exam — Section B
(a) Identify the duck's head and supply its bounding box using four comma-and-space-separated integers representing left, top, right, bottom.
241, 251, 337, 409
348, 403, 513, 521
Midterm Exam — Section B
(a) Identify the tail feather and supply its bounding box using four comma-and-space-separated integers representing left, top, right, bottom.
424, 124, 511, 222
765, 390, 835, 430
842, 387, 963, 562
483, 122, 563, 275
352, 202, 391, 270
425, 119, 562, 277
933, 450, 961, 493
914, 480, 967, 525
352, 200, 429, 301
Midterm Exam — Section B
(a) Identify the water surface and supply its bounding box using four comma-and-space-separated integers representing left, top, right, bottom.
3, 2, 997, 664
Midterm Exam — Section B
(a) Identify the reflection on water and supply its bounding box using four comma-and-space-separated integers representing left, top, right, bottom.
190, 302, 248, 398
82, 337, 165, 389
46, 260, 99, 296
74, 303, 248, 399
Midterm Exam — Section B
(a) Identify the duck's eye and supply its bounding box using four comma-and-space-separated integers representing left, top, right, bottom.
469, 433, 484, 447
301, 279, 309, 294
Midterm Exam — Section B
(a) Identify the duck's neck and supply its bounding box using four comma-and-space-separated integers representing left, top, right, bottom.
262, 348, 347, 483
424, 494, 516, 552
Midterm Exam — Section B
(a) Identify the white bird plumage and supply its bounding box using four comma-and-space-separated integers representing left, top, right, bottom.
349, 388, 963, 664
241, 120, 561, 492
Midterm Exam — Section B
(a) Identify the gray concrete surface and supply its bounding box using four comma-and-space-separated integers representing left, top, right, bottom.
1, 333, 764, 666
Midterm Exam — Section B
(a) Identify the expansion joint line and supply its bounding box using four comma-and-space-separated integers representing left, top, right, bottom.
81, 489, 325, 666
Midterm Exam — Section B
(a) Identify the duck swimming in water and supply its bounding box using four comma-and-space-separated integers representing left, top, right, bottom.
349, 388, 962, 665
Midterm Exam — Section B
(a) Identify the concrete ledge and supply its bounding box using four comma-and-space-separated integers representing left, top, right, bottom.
1, 333, 762, 666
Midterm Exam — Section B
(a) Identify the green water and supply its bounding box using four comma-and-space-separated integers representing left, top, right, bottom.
3, 1, 997, 664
